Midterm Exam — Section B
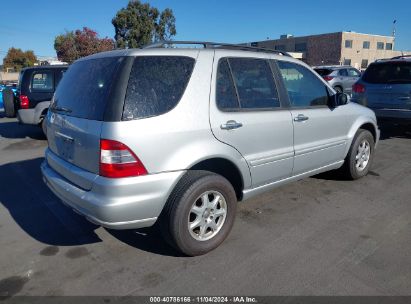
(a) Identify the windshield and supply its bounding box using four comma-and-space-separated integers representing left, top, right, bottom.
51, 57, 124, 120
363, 61, 411, 84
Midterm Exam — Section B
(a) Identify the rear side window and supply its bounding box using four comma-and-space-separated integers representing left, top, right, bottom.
216, 58, 280, 110
31, 71, 54, 92
123, 56, 195, 120
277, 61, 329, 107
363, 62, 411, 84
52, 57, 123, 120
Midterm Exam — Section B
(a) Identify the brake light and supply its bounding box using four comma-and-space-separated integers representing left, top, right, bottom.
323, 76, 334, 82
353, 83, 366, 93
99, 139, 147, 178
20, 95, 30, 109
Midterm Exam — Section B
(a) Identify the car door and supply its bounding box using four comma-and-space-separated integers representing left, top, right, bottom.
209, 54, 294, 187
337, 69, 350, 93
275, 60, 348, 176
347, 68, 361, 94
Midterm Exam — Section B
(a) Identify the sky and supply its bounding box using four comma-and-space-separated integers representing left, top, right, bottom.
1, 0, 411, 62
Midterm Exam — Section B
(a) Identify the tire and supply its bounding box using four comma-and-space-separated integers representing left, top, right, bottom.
2, 88, 16, 118
334, 86, 343, 93
160, 170, 237, 256
41, 118, 47, 137
340, 129, 375, 180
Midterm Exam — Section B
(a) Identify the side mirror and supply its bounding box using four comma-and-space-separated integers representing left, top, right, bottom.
329, 92, 348, 107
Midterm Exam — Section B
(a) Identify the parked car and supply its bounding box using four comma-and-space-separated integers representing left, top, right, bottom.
11, 65, 68, 130
314, 65, 361, 95
41, 42, 379, 256
351, 56, 411, 123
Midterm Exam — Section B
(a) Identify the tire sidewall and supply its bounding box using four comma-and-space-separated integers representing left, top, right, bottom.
348, 130, 374, 179
171, 174, 237, 256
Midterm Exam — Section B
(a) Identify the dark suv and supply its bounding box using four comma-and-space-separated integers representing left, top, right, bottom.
12, 65, 68, 128
351, 56, 411, 122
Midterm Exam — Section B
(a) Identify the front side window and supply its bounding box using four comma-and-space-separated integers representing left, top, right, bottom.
31, 71, 53, 92
124, 56, 195, 120
348, 68, 361, 77
345, 40, 353, 48
228, 58, 280, 109
277, 61, 329, 107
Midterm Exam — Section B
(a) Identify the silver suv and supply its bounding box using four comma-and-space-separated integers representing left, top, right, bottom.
41, 41, 380, 256
314, 65, 361, 95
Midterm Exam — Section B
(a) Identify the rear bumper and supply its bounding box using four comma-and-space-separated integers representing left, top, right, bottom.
41, 150, 184, 229
17, 101, 50, 125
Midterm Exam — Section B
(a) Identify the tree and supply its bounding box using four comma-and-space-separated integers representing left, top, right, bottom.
54, 27, 115, 64
3, 48, 37, 71
112, 0, 176, 49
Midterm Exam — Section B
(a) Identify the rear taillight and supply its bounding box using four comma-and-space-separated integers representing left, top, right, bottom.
99, 139, 147, 178
20, 95, 30, 109
352, 83, 366, 93
323, 76, 334, 82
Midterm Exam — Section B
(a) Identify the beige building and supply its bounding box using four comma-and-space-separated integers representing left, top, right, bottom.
248, 32, 411, 69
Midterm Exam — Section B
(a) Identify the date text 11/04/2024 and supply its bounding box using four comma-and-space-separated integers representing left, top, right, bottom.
149, 297, 258, 303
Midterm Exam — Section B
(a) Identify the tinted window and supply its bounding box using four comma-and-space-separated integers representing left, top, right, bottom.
277, 61, 329, 107
55, 69, 66, 88
31, 71, 53, 92
216, 59, 239, 109
363, 62, 411, 84
123, 56, 195, 120
229, 58, 279, 109
52, 57, 123, 120
314, 68, 333, 76
339, 69, 348, 76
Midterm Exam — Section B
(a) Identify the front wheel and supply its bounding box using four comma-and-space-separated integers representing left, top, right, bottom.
160, 171, 237, 256
341, 129, 375, 179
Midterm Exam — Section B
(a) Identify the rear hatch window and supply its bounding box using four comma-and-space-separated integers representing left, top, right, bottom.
314, 68, 333, 76
123, 56, 195, 120
51, 57, 124, 120
363, 62, 411, 84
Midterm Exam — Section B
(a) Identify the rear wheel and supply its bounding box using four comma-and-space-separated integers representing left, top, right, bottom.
160, 171, 237, 256
340, 129, 375, 179
334, 86, 343, 93
2, 88, 16, 118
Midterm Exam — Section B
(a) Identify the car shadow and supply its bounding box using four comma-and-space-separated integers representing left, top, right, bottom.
0, 157, 182, 256
0, 119, 45, 140
107, 227, 183, 257
0, 157, 101, 246
379, 121, 411, 140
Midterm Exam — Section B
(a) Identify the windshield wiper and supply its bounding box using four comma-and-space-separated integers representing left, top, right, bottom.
53, 106, 72, 113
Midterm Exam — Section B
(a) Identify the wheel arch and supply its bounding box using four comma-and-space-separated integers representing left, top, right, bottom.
189, 157, 245, 201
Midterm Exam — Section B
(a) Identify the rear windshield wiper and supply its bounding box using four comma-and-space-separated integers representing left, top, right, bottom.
53, 106, 72, 113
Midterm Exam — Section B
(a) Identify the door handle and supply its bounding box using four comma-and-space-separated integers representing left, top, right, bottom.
220, 120, 243, 130
293, 114, 309, 122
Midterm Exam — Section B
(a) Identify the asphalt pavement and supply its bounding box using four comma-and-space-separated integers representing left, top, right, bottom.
0, 113, 410, 296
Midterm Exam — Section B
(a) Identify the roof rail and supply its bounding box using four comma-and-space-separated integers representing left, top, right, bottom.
390, 54, 411, 60
142, 40, 292, 57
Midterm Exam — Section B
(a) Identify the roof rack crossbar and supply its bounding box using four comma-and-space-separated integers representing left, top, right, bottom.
142, 40, 292, 57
